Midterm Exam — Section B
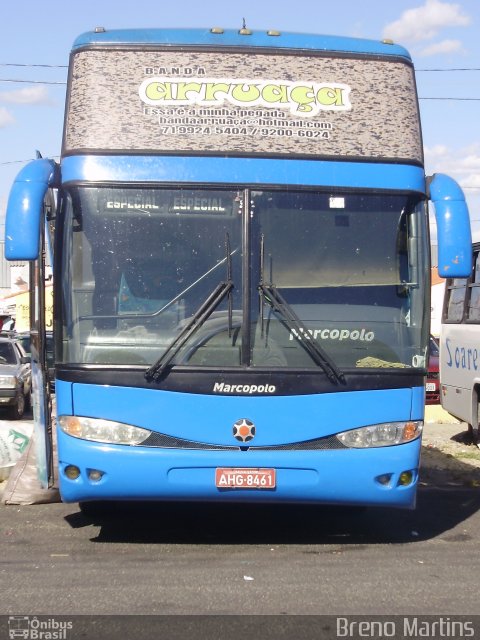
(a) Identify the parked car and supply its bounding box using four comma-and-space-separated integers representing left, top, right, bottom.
0, 336, 32, 419
15, 332, 55, 393
426, 335, 440, 405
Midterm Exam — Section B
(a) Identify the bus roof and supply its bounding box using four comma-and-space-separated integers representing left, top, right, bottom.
72, 28, 412, 61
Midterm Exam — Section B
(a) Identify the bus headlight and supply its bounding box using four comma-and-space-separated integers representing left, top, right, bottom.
337, 421, 422, 448
58, 416, 152, 445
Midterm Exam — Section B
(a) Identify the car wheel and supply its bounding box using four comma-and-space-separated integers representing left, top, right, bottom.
8, 391, 25, 420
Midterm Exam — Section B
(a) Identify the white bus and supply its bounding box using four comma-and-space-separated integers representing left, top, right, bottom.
441, 241, 480, 441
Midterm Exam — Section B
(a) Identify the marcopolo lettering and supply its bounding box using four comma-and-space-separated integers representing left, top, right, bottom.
139, 77, 351, 117
289, 328, 375, 342
213, 382, 276, 394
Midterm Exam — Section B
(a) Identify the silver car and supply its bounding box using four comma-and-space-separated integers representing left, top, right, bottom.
0, 336, 31, 419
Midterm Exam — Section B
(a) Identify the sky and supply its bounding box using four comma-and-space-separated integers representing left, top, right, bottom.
1, 0, 479, 239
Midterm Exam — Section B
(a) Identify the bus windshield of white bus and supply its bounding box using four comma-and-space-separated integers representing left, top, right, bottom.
59, 186, 429, 372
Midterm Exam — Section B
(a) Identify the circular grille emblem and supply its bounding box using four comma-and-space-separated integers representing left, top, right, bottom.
233, 418, 256, 443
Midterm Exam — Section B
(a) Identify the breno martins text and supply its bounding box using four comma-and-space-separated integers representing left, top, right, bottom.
336, 617, 475, 638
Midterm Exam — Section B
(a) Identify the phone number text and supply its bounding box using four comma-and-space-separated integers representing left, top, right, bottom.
161, 125, 330, 138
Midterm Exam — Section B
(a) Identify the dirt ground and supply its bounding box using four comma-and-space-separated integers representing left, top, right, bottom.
421, 405, 480, 487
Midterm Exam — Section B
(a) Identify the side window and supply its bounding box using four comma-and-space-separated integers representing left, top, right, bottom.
467, 251, 480, 322
444, 278, 468, 322
14, 343, 25, 362
0, 342, 16, 364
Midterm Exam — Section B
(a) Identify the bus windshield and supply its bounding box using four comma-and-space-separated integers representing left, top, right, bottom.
59, 186, 429, 371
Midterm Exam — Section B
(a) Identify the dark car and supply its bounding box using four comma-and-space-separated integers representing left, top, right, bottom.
15, 332, 55, 393
426, 336, 440, 405
0, 336, 32, 419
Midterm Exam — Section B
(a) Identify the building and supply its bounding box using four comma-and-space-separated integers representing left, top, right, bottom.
430, 267, 444, 338
0, 240, 53, 331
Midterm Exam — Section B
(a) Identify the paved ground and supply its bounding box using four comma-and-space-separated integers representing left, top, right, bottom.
2, 407, 480, 628
421, 405, 480, 487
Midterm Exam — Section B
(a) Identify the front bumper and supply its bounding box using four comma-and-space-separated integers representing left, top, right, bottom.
0, 388, 18, 406
58, 429, 422, 509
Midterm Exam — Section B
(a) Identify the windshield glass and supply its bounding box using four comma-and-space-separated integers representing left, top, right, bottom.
61, 187, 242, 366
59, 187, 429, 370
250, 191, 429, 369
0, 342, 16, 365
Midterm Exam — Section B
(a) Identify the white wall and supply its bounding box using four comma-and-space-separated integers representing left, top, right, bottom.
430, 281, 445, 338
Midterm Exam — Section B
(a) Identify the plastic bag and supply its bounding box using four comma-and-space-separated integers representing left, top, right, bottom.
0, 421, 33, 481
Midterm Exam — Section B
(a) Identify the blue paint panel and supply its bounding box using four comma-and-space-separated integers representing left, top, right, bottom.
61, 156, 426, 193
56, 380, 73, 415
69, 383, 415, 446
411, 386, 426, 419
72, 29, 411, 61
429, 173, 472, 278
57, 428, 421, 507
57, 381, 423, 506
5, 158, 58, 260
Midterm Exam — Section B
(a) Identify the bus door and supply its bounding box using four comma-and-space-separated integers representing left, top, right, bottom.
29, 204, 55, 489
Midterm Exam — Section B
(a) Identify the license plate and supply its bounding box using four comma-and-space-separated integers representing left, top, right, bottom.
426, 383, 436, 391
215, 467, 276, 489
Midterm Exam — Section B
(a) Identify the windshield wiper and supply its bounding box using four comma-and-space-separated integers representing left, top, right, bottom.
258, 283, 346, 385
145, 233, 234, 382
145, 280, 233, 381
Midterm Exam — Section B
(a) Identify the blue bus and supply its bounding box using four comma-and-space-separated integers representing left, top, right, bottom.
5, 27, 471, 509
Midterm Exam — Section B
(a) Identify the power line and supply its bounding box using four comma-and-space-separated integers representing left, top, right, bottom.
0, 79, 66, 85
419, 97, 480, 101
417, 67, 480, 72
0, 156, 60, 166
2, 61, 480, 72
5, 63, 480, 72
0, 62, 479, 91
0, 63, 67, 68
1, 77, 480, 100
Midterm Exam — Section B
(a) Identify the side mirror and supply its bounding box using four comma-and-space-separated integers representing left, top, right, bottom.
5, 158, 58, 260
428, 173, 472, 278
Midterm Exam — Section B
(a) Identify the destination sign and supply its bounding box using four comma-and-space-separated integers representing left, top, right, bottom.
64, 48, 422, 164
96, 189, 237, 216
